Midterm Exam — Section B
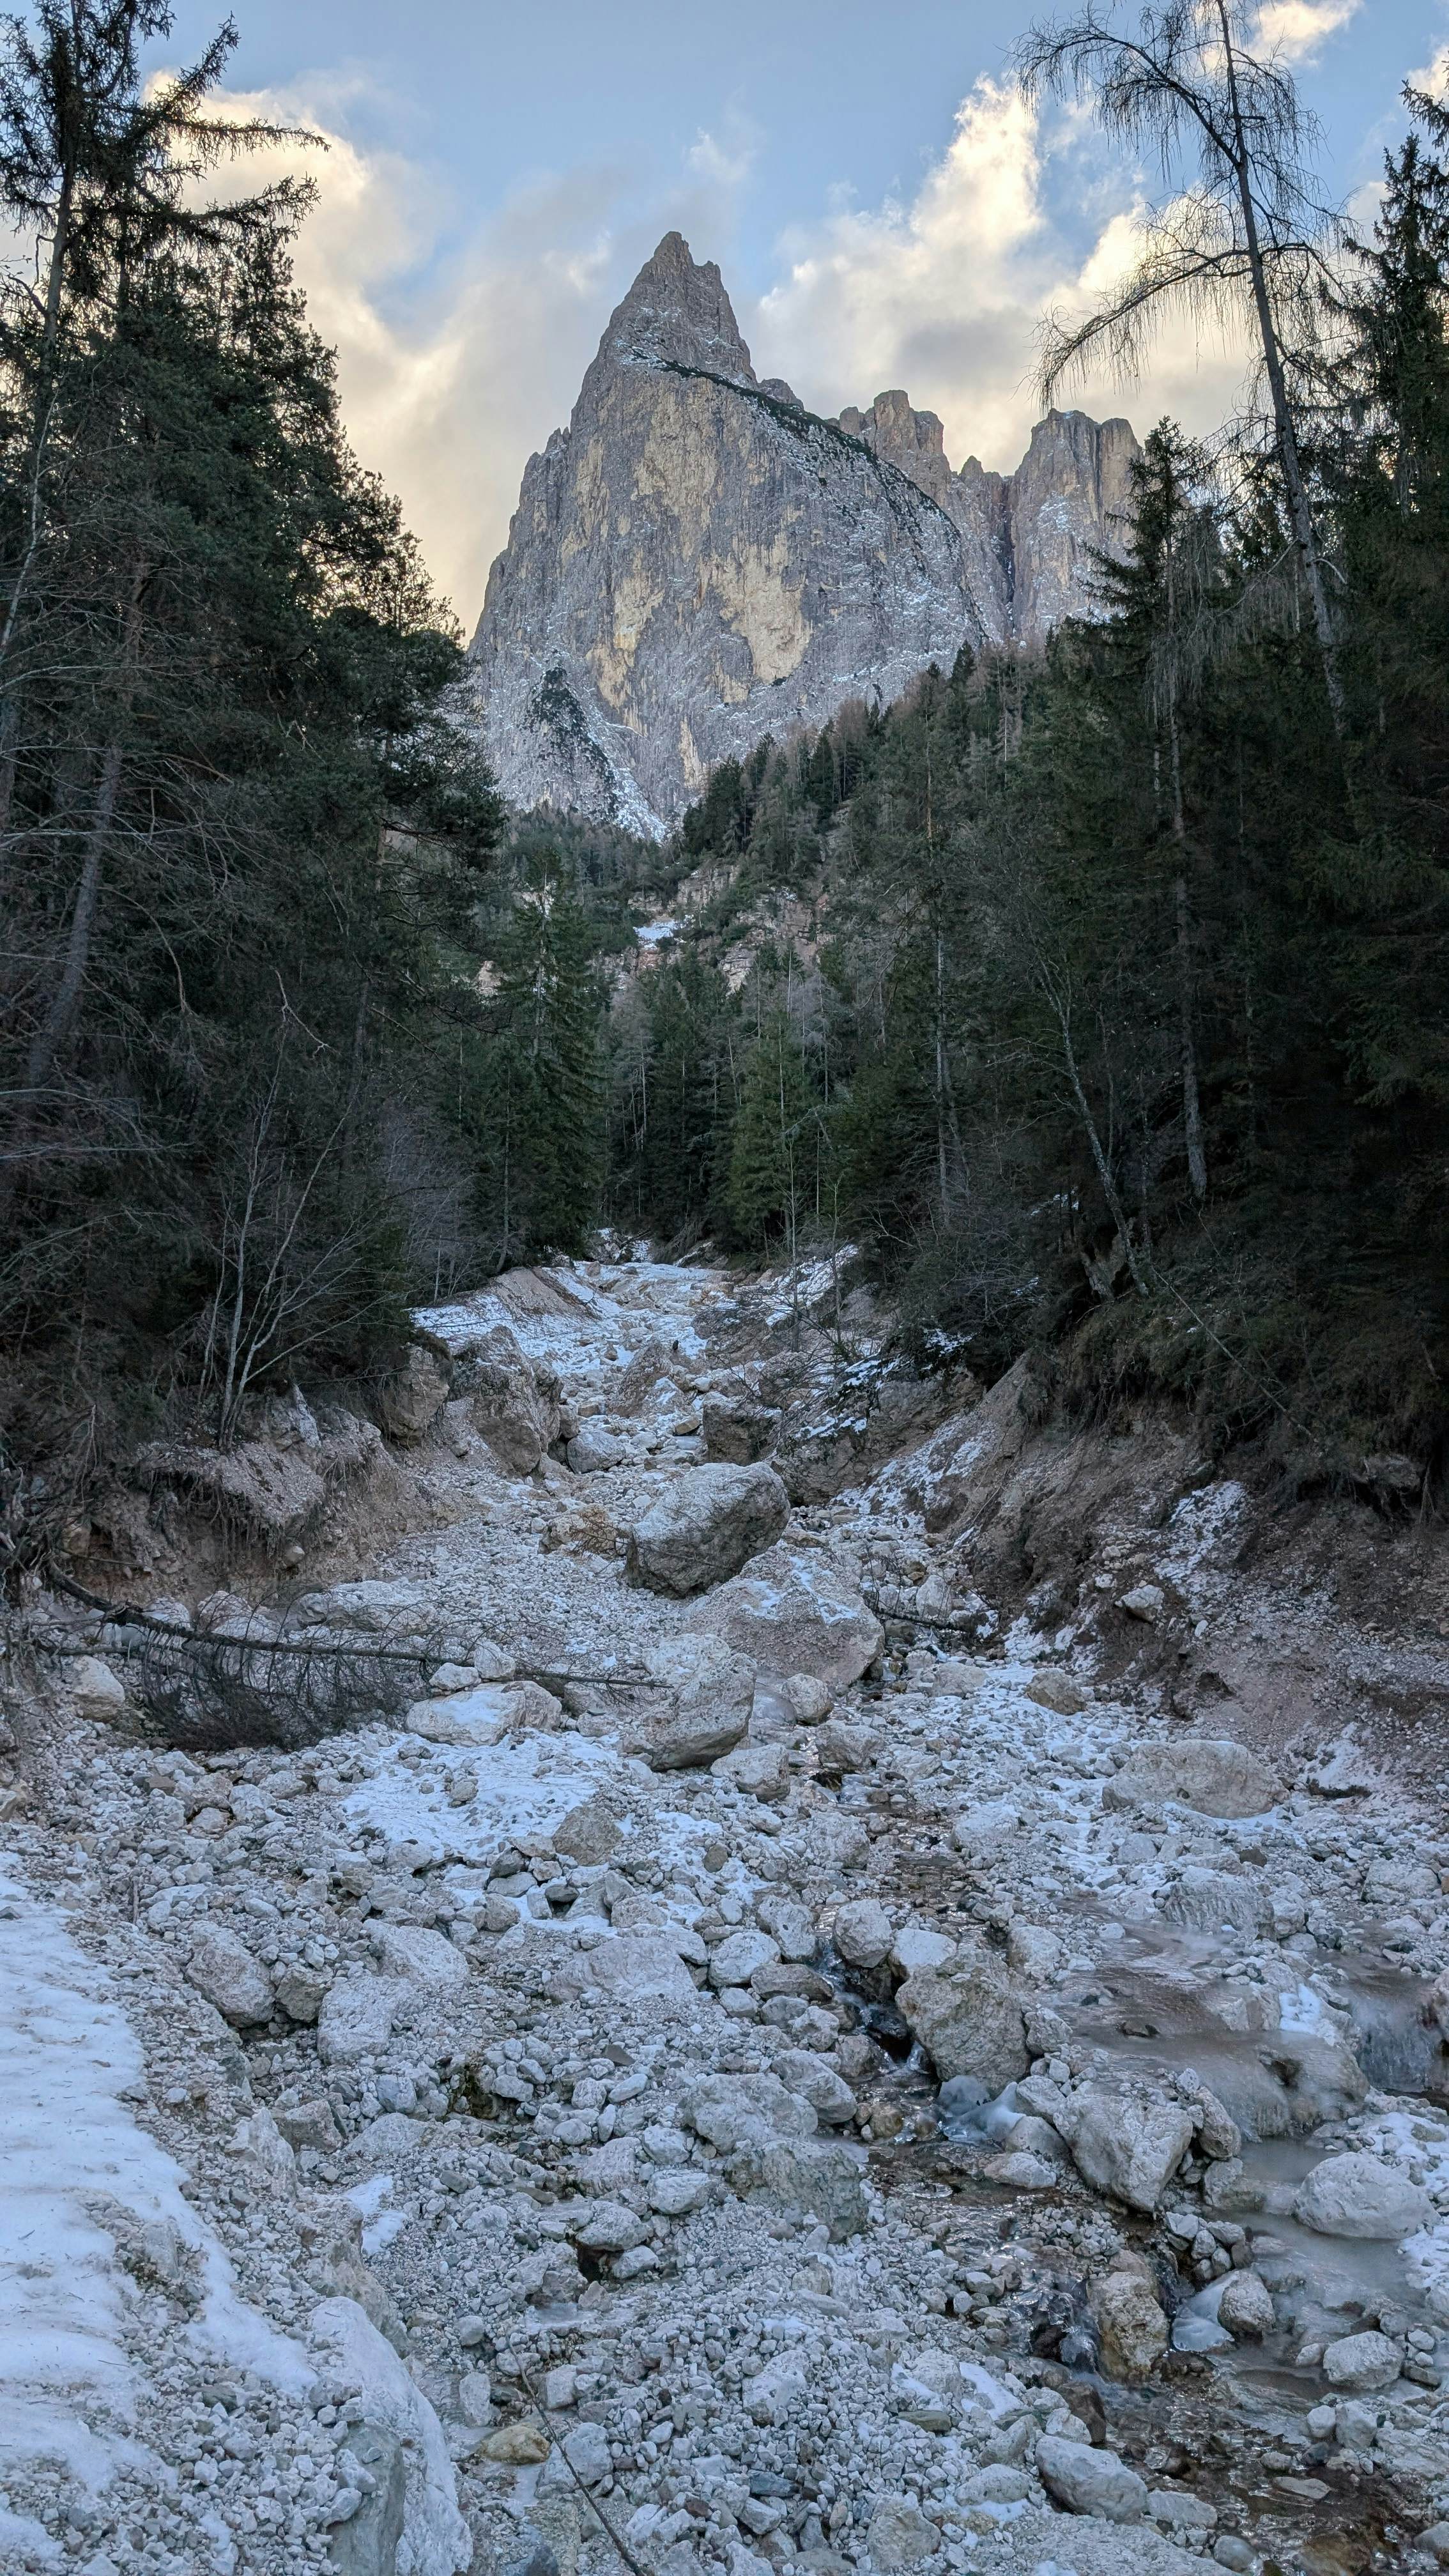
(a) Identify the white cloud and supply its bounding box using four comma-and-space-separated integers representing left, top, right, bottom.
191, 65, 1294, 624
197, 80, 755, 625
1253, 1, 1361, 63
747, 78, 1253, 482
1409, 41, 1449, 96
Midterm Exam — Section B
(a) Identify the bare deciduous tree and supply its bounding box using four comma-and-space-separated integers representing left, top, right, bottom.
1016, 1, 1347, 729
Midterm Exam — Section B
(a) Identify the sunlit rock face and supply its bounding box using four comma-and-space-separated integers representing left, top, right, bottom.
470, 232, 1137, 834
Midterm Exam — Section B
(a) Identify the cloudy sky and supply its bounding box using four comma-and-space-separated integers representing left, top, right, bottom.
153, 0, 1446, 625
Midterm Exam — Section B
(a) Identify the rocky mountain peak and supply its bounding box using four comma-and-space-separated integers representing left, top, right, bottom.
469, 243, 1140, 834
601, 230, 755, 383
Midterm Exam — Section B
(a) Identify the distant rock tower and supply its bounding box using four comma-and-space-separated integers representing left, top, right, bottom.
470, 233, 1137, 833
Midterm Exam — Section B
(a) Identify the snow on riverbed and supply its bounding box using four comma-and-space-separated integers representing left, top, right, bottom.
415, 1255, 720, 1389
342, 1724, 626, 1868
0, 1865, 309, 2526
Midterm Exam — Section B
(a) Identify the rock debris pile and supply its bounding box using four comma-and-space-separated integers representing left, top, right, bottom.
7, 1255, 1449, 2576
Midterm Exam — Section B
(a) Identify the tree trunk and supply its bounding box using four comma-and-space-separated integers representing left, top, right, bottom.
22, 735, 123, 1098
1165, 698, 1208, 1201
1215, 1, 1346, 734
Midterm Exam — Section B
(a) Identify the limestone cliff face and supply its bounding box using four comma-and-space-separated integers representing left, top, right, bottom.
470, 235, 1137, 832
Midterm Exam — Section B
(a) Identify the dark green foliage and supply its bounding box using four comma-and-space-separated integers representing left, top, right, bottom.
624, 80, 1449, 1476
0, 2, 502, 1459
470, 862, 604, 1264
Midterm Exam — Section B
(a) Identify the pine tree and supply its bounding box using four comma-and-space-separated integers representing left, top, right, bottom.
726, 1014, 817, 1252
474, 864, 603, 1262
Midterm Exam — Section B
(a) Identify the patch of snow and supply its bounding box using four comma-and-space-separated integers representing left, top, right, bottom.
344, 1727, 622, 1867
0, 1862, 309, 2500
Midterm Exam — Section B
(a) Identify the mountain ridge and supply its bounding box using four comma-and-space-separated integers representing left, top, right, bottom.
469, 233, 1138, 834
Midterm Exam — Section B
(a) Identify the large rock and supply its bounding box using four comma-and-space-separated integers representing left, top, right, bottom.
729, 2137, 870, 2239
370, 1925, 468, 1988
832, 1898, 894, 1970
1093, 2264, 1169, 2382
68, 1654, 126, 1718
1159, 1866, 1271, 1935
374, 1344, 449, 1445
1292, 2151, 1432, 2241
1104, 1737, 1279, 1819
468, 233, 1136, 834
613, 1634, 755, 1770
185, 1924, 273, 2028
1056, 2078, 1197, 2213
318, 1974, 403, 2067
686, 1540, 882, 1687
1035, 2435, 1148, 2524
1218, 2269, 1276, 2339
565, 1422, 627, 1475
1322, 2330, 1402, 2391
895, 1947, 1028, 2094
626, 1463, 789, 1596
702, 1393, 782, 1464
682, 2073, 818, 2152
866, 2494, 940, 2568
453, 1323, 560, 1474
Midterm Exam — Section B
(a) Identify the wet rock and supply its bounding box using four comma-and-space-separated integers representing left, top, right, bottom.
375, 1345, 450, 1445
455, 1324, 560, 1473
1292, 2150, 1432, 2241
185, 1924, 273, 2029
866, 2494, 940, 2567
1104, 1738, 1279, 1820
1217, 2269, 1275, 2339
896, 1946, 1028, 2093
1036, 2434, 1148, 2523
1322, 2330, 1402, 2391
626, 1462, 790, 1595
68, 1655, 126, 1718
686, 1540, 883, 1687
1093, 2262, 1169, 2382
833, 1898, 894, 1970
1056, 2078, 1196, 2213
702, 1393, 783, 1463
